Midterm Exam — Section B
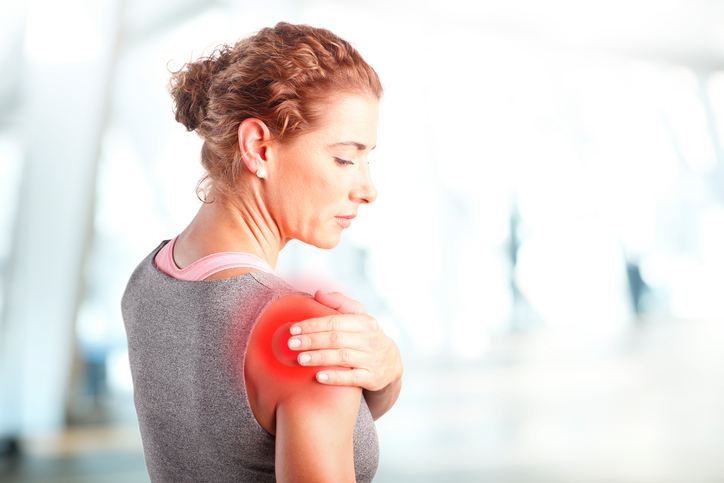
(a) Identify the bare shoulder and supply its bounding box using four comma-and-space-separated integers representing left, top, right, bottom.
245, 294, 361, 437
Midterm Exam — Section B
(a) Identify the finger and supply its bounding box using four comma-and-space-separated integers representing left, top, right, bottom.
288, 329, 370, 352
296, 348, 364, 367
314, 290, 367, 315
290, 313, 374, 336
316, 369, 378, 390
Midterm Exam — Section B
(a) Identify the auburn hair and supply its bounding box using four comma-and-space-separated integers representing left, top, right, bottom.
168, 22, 383, 200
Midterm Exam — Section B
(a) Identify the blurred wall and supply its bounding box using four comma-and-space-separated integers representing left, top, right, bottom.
1, 0, 723, 463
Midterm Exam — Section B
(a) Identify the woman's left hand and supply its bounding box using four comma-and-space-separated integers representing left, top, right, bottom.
288, 291, 403, 393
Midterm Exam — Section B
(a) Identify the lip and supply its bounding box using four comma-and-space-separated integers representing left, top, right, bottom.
335, 214, 356, 229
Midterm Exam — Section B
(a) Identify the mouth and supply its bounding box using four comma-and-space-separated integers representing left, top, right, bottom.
334, 214, 356, 229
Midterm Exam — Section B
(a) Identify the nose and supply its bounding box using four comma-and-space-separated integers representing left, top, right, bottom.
352, 163, 377, 204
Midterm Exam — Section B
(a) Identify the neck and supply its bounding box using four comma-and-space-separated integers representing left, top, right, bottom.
176, 187, 285, 269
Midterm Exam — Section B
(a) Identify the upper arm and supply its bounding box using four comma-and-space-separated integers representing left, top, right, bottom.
275, 372, 360, 482
245, 294, 361, 482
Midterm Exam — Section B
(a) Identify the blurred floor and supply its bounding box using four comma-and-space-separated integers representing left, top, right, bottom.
3, 317, 724, 482
377, 317, 724, 482
0, 425, 149, 483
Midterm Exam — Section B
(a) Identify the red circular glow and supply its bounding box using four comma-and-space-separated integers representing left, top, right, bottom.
271, 322, 300, 367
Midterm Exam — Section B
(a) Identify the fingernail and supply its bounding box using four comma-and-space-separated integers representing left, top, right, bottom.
299, 354, 311, 363
289, 326, 301, 335
288, 338, 301, 348
317, 373, 329, 382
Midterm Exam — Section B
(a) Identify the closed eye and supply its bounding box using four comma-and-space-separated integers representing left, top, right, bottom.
335, 158, 354, 166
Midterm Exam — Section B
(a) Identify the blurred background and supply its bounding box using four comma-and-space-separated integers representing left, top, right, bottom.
2, 0, 724, 481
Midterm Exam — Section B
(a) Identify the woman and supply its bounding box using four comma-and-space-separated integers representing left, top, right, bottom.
121, 22, 402, 483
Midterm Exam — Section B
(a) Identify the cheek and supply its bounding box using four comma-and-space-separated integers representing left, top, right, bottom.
300, 175, 340, 217
270, 159, 347, 233
267, 170, 312, 221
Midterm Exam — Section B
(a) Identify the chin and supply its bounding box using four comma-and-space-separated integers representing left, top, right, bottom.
308, 233, 342, 250
314, 240, 341, 250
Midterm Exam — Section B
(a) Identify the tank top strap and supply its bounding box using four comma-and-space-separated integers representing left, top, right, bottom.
154, 237, 276, 281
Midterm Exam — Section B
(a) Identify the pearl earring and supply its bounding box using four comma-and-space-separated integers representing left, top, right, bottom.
256, 168, 266, 178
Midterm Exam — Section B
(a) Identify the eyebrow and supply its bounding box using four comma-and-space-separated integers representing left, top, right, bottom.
328, 141, 376, 151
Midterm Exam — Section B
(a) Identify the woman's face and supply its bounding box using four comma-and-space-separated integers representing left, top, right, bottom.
267, 95, 379, 249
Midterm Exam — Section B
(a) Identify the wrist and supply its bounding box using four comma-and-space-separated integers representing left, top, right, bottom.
364, 376, 402, 397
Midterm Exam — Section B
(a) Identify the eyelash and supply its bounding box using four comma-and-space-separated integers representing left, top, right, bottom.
335, 158, 354, 166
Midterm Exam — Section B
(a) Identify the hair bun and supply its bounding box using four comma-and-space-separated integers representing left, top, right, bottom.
168, 46, 232, 131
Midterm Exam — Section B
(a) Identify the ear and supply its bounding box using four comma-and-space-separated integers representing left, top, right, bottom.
238, 118, 273, 174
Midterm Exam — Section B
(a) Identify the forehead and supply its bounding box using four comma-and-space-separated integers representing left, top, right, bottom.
310, 95, 379, 145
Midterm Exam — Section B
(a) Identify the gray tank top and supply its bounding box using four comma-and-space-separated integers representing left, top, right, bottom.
121, 242, 379, 482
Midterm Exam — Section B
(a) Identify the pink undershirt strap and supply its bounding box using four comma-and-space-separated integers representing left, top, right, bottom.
155, 237, 276, 281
